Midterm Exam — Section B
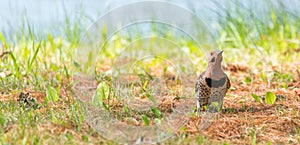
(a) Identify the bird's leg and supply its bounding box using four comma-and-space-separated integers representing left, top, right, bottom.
218, 99, 224, 112
207, 101, 219, 113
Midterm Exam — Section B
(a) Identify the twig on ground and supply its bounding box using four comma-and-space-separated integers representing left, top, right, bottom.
0, 51, 11, 58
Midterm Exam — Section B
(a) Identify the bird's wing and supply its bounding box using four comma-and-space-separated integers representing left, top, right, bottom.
195, 72, 205, 91
195, 74, 203, 99
195, 78, 200, 99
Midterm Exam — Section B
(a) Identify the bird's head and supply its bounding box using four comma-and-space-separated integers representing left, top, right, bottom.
205, 50, 225, 79
208, 50, 223, 66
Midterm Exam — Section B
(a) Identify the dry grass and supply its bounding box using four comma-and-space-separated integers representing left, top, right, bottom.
1, 62, 299, 144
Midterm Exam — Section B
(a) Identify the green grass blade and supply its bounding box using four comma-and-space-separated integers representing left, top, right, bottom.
28, 41, 41, 70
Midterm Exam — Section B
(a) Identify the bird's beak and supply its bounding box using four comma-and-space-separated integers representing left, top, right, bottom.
217, 50, 223, 55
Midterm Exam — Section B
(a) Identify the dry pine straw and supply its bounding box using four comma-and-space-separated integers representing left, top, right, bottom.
0, 63, 300, 144
186, 63, 300, 144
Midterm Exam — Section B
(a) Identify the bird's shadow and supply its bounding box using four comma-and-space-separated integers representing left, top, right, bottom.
221, 105, 274, 114
222, 95, 286, 114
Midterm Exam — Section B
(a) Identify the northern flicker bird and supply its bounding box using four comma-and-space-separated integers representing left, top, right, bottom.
195, 50, 230, 115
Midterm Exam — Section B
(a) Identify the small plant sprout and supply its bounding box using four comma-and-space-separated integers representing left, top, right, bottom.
92, 82, 111, 110
46, 85, 59, 103
141, 114, 150, 126
252, 93, 262, 104
265, 92, 276, 105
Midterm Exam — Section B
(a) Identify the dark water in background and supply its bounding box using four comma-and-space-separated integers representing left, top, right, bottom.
1, 0, 300, 38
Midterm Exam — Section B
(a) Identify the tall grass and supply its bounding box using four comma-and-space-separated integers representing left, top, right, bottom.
214, 0, 300, 63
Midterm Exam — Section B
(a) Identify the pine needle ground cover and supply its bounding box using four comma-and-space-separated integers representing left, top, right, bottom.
0, 1, 300, 144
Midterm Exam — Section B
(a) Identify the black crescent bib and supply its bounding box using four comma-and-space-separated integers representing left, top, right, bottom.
205, 77, 226, 88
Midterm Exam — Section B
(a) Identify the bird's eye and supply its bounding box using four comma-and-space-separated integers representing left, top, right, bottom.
210, 52, 213, 56
210, 57, 215, 62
